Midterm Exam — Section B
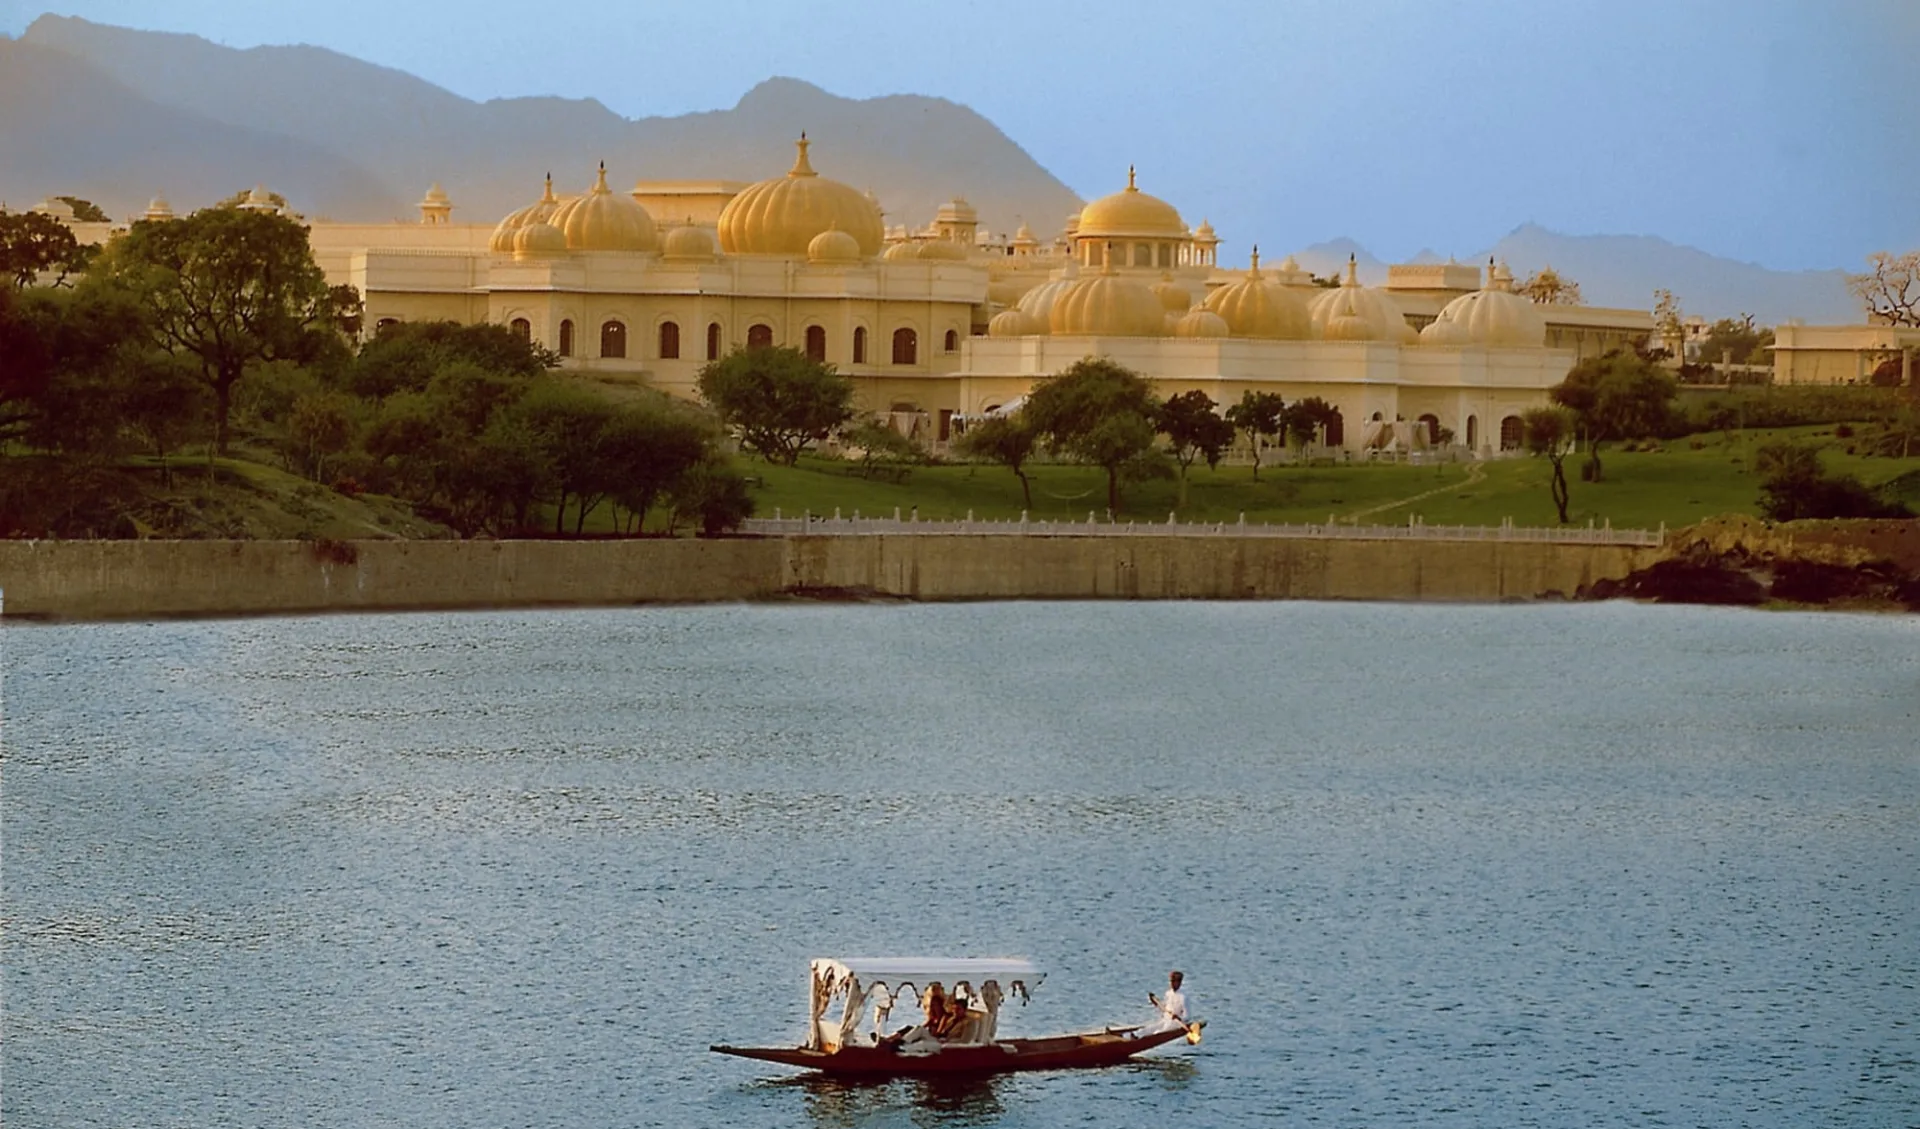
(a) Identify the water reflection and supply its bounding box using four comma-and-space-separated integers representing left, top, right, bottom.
789, 1073, 1006, 1127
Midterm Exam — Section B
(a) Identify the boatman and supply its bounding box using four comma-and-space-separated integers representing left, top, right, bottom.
1145, 970, 1187, 1034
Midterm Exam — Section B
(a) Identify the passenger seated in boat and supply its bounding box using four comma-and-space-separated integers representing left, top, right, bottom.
940, 992, 982, 1043
879, 983, 947, 1053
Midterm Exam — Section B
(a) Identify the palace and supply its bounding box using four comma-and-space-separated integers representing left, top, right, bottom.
31, 138, 1678, 454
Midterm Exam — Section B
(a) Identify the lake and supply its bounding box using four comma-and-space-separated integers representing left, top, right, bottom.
4, 601, 1916, 1127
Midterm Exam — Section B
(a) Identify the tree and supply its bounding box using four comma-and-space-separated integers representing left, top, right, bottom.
1282, 396, 1340, 458
1023, 357, 1163, 516
1224, 391, 1285, 480
696, 345, 854, 465
667, 455, 756, 536
0, 211, 90, 288
843, 418, 922, 480
1516, 266, 1583, 306
510, 380, 622, 533
54, 196, 111, 223
1652, 288, 1683, 346
1695, 315, 1774, 365
347, 319, 555, 401
1846, 250, 1919, 326
1522, 406, 1575, 524
1755, 441, 1911, 520
1550, 349, 1678, 482
602, 402, 712, 532
95, 208, 357, 454
1158, 390, 1234, 509
954, 414, 1039, 510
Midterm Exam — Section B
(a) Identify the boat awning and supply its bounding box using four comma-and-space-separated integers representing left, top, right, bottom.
810, 957, 1042, 989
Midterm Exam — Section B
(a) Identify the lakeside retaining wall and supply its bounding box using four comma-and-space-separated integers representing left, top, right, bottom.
0, 535, 1658, 620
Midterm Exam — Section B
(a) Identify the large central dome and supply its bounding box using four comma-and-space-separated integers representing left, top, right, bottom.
718, 136, 885, 257
1075, 168, 1186, 240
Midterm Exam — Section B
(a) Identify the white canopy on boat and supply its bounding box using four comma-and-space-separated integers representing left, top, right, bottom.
810, 957, 1042, 987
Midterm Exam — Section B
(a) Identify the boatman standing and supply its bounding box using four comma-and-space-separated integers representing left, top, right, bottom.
1145, 970, 1188, 1034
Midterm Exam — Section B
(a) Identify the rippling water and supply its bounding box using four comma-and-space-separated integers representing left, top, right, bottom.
4, 602, 1917, 1128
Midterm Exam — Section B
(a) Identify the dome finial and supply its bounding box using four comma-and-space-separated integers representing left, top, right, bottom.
593, 163, 610, 193
1344, 255, 1360, 287
1250, 244, 1261, 275
790, 134, 817, 178
542, 173, 555, 203
1127, 165, 1137, 191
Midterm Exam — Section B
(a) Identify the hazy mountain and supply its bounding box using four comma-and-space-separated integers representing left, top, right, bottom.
12, 14, 1083, 232
0, 36, 403, 220
1293, 227, 1857, 324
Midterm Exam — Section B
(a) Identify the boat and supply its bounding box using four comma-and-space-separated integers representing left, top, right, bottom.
710, 956, 1201, 1077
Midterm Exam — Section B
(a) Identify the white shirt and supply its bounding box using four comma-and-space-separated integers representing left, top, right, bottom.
1157, 986, 1188, 1024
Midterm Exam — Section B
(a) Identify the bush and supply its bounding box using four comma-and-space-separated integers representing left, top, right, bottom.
1756, 441, 1913, 520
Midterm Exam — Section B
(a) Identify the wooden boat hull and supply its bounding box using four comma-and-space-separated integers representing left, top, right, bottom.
712, 1025, 1191, 1077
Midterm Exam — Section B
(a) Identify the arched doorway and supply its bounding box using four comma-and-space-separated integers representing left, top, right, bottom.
510, 317, 531, 341
1418, 413, 1440, 445
805, 325, 827, 362
658, 321, 680, 360
747, 323, 773, 350
892, 328, 917, 365
1465, 414, 1478, 450
558, 319, 574, 357
706, 322, 722, 361
1500, 415, 1524, 451
600, 320, 626, 359
1325, 410, 1344, 449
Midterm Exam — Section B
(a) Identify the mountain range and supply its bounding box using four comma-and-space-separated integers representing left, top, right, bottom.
0, 14, 1865, 325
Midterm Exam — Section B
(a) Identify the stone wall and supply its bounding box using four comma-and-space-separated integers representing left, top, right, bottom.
0, 535, 1659, 620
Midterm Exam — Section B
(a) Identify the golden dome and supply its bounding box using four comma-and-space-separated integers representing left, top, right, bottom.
1192, 218, 1218, 243
918, 239, 967, 262
1429, 262, 1547, 347
1076, 167, 1185, 239
883, 240, 922, 262
660, 223, 718, 260
1049, 264, 1166, 337
1015, 264, 1081, 323
1308, 259, 1416, 343
512, 220, 568, 258
988, 309, 1046, 337
142, 195, 175, 221
1011, 222, 1039, 248
987, 275, 1037, 306
808, 226, 863, 264
717, 135, 885, 257
420, 182, 450, 206
550, 164, 658, 252
1173, 308, 1230, 338
1152, 273, 1193, 313
1201, 250, 1314, 340
490, 174, 563, 252
1417, 316, 1474, 346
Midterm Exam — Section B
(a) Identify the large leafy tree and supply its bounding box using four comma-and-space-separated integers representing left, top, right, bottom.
696, 345, 854, 465
1522, 406, 1575, 524
0, 211, 91, 288
1281, 396, 1340, 458
1158, 389, 1234, 509
1224, 390, 1284, 480
1550, 349, 1677, 482
602, 402, 713, 533
347, 319, 555, 401
954, 414, 1039, 510
1024, 357, 1163, 516
95, 207, 358, 454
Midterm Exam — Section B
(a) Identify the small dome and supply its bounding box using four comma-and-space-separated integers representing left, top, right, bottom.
1308, 258, 1416, 343
883, 241, 923, 262
142, 195, 175, 221
1417, 316, 1474, 346
718, 135, 885, 256
660, 223, 718, 260
1049, 265, 1167, 337
240, 185, 279, 212
988, 309, 1045, 338
420, 182, 450, 206
1064, 212, 1081, 236
512, 220, 569, 258
808, 226, 863, 264
917, 239, 967, 262
1152, 274, 1193, 313
1428, 262, 1548, 347
1193, 218, 1218, 243
550, 164, 658, 252
1201, 250, 1314, 340
1015, 263, 1082, 324
490, 174, 563, 253
1173, 308, 1230, 338
935, 197, 978, 224
1077, 167, 1185, 239
1011, 222, 1039, 248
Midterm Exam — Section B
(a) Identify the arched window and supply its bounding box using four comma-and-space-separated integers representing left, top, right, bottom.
1500, 415, 1524, 451
805, 325, 827, 362
707, 322, 722, 361
510, 317, 531, 342
853, 326, 868, 364
1418, 413, 1440, 445
600, 320, 627, 359
1466, 415, 1478, 450
892, 327, 917, 365
558, 319, 574, 357
1324, 410, 1344, 449
747, 323, 773, 350
943, 329, 959, 353
659, 320, 681, 360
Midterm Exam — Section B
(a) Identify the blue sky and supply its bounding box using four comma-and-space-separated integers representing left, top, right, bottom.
5, 0, 1915, 271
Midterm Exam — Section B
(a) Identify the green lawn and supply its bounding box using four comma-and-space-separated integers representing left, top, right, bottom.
735, 425, 1919, 533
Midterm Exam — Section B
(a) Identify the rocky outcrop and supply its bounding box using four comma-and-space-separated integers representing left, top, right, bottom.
1581, 516, 1920, 610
